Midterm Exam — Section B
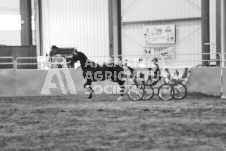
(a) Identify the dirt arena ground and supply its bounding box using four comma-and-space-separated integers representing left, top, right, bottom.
0, 94, 226, 151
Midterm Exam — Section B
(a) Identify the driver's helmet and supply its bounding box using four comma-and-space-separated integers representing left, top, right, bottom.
152, 58, 158, 63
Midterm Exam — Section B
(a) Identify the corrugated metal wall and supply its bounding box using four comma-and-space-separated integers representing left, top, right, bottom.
42, 0, 109, 57
121, 0, 202, 67
121, 0, 201, 21
40, 0, 217, 67
122, 21, 201, 67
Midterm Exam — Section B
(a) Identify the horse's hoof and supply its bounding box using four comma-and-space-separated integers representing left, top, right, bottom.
174, 108, 181, 113
117, 97, 123, 101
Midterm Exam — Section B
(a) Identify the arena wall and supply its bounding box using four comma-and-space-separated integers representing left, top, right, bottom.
221, 68, 226, 98
186, 67, 221, 96
0, 67, 223, 97
0, 70, 16, 96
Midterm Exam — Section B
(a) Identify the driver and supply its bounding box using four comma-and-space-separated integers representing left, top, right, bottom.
148, 58, 161, 83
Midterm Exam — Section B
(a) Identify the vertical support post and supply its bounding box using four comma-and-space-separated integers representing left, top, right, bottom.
201, 0, 210, 65
221, 0, 226, 67
108, 0, 113, 57
117, 0, 122, 58
216, 0, 221, 66
20, 0, 32, 45
38, 0, 43, 56
34, 0, 43, 56
108, 0, 122, 59
41, 0, 50, 56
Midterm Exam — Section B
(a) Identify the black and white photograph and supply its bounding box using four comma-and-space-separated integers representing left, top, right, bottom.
0, 0, 226, 150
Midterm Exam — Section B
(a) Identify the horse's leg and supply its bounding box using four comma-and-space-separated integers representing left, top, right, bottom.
84, 80, 93, 100
117, 80, 125, 101
87, 85, 93, 100
83, 80, 88, 88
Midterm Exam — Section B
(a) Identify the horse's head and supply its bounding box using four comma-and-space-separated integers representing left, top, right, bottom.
69, 50, 87, 68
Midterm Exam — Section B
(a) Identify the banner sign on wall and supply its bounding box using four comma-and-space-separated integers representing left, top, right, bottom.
144, 47, 176, 59
143, 25, 176, 45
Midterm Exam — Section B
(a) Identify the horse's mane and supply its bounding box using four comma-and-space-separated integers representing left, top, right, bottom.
77, 51, 87, 61
77, 51, 98, 69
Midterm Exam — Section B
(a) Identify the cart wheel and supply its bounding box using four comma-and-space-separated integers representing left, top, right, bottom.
142, 85, 154, 100
173, 83, 187, 100
128, 84, 144, 101
158, 84, 174, 101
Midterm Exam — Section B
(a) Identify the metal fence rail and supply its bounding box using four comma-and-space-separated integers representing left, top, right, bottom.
89, 53, 222, 68
16, 57, 67, 70
0, 53, 222, 70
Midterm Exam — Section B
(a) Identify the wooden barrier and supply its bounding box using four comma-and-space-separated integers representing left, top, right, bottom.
16, 69, 77, 96
221, 68, 226, 98
16, 70, 50, 96
0, 67, 222, 97
0, 70, 16, 97
186, 67, 221, 96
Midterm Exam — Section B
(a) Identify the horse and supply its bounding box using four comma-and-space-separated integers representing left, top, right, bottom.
69, 50, 135, 101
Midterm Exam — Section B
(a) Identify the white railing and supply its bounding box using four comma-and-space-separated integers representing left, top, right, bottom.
65, 55, 112, 68
0, 53, 222, 70
90, 53, 222, 68
66, 53, 222, 68
16, 56, 67, 70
